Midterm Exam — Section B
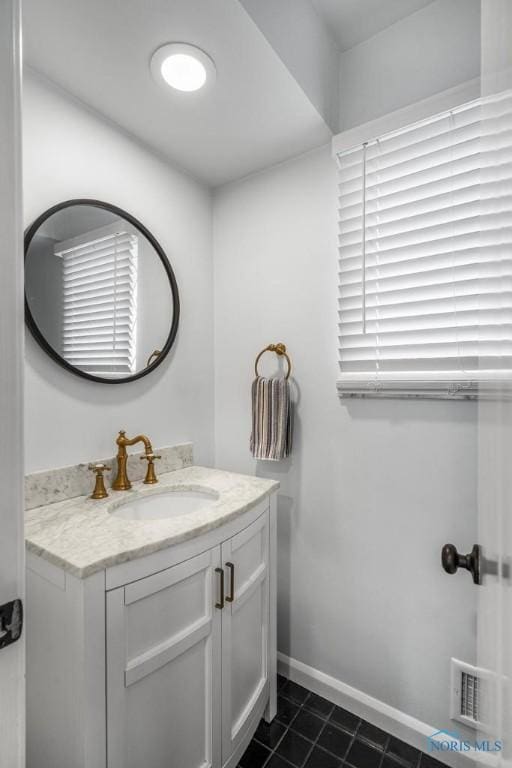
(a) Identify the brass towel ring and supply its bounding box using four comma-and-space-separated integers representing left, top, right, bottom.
146, 349, 162, 368
254, 343, 292, 380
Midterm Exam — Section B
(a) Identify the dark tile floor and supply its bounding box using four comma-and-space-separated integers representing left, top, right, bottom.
238, 677, 445, 768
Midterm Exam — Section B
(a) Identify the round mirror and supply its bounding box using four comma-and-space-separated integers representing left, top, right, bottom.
25, 199, 179, 383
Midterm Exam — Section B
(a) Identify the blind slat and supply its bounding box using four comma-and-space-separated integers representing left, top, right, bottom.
57, 231, 138, 375
337, 91, 512, 380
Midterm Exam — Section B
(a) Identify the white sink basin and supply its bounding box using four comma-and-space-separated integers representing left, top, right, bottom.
112, 488, 218, 521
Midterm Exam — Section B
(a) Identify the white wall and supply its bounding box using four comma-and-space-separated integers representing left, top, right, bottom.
213, 145, 478, 731
338, 0, 481, 130
23, 73, 214, 472
25, 235, 62, 353
239, 0, 340, 132
136, 236, 174, 372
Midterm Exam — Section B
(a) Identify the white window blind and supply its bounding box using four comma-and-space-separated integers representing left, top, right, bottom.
55, 227, 138, 377
336, 90, 512, 398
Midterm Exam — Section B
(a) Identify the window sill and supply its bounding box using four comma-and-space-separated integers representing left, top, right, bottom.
336, 379, 512, 401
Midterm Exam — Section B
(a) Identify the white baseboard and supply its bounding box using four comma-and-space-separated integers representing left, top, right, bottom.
277, 653, 498, 768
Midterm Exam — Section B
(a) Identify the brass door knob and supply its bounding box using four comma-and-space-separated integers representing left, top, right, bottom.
88, 463, 111, 499
140, 453, 161, 484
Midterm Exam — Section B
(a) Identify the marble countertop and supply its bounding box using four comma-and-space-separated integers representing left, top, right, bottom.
25, 466, 279, 579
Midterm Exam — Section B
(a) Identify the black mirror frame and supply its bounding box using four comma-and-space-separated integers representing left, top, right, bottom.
24, 198, 180, 384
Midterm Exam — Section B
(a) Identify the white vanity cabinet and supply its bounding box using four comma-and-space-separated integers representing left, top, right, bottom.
221, 511, 270, 761
26, 495, 277, 768
106, 547, 222, 768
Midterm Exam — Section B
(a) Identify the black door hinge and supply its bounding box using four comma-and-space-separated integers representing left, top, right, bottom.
0, 598, 23, 650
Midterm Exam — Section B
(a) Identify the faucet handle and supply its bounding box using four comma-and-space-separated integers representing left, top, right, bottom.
88, 463, 111, 499
140, 453, 161, 485
88, 462, 112, 473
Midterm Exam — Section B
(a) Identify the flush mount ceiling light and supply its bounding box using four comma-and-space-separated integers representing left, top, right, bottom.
150, 43, 216, 92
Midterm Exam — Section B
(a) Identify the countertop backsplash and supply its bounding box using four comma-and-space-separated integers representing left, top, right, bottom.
25, 442, 194, 510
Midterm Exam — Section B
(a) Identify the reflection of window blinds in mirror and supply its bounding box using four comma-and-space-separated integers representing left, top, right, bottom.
337, 90, 512, 390
55, 230, 138, 376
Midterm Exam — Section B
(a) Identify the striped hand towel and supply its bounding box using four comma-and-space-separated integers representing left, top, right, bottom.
250, 376, 292, 460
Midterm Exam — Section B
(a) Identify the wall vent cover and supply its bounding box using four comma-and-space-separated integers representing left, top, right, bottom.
460, 671, 479, 721
450, 658, 489, 730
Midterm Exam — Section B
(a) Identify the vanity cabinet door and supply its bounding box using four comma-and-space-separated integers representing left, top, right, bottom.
221, 511, 269, 764
106, 547, 222, 768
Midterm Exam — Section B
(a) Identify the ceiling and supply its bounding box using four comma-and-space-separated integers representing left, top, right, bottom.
311, 0, 436, 51
22, 0, 438, 187
22, 0, 331, 187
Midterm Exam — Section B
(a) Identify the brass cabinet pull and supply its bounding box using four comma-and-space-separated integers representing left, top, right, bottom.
215, 567, 225, 609
225, 562, 235, 603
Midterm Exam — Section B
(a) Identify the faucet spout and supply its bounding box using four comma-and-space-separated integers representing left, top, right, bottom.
112, 430, 155, 490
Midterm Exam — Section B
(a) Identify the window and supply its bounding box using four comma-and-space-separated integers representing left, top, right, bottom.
55, 225, 138, 377
336, 90, 512, 398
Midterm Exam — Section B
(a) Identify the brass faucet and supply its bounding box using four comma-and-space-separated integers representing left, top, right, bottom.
111, 430, 161, 490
